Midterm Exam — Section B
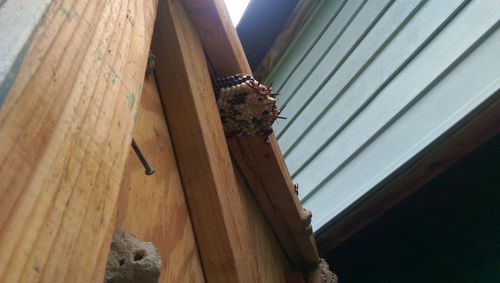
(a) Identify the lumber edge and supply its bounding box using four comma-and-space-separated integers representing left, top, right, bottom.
182, 0, 320, 268
152, 0, 261, 281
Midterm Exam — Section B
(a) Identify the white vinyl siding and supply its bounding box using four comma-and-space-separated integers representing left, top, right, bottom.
266, 0, 500, 231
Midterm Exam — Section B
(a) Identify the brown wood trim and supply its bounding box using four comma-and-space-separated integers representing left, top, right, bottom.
254, 0, 321, 80
286, 272, 306, 283
182, 0, 320, 268
235, 164, 293, 283
151, 0, 261, 281
316, 93, 500, 255
182, 0, 251, 76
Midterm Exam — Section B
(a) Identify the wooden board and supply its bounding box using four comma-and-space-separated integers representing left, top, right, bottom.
182, 0, 250, 76
229, 135, 319, 268
0, 0, 158, 281
151, 0, 260, 281
183, 0, 319, 268
235, 165, 291, 283
115, 75, 206, 283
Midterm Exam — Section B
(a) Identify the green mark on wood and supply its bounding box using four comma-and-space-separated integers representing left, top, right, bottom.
110, 70, 118, 85
127, 93, 136, 110
60, 7, 80, 22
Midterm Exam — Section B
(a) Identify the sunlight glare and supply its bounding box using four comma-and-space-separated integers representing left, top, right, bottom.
224, 0, 251, 26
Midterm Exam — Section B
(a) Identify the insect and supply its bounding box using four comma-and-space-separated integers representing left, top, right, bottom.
213, 73, 286, 141
145, 51, 155, 76
294, 183, 299, 195
262, 128, 274, 143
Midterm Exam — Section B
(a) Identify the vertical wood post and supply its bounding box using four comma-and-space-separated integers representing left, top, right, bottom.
152, 0, 261, 282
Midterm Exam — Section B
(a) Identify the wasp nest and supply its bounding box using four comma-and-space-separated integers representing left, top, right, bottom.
104, 229, 161, 283
213, 74, 283, 138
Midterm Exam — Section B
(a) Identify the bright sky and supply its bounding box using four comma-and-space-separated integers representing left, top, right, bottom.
224, 0, 251, 26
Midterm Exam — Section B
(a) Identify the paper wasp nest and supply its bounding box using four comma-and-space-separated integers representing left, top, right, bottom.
213, 74, 282, 138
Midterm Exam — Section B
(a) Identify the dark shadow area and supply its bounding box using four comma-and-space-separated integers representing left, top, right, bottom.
237, 0, 298, 71
326, 134, 500, 283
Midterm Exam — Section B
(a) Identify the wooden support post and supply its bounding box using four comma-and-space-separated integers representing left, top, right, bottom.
0, 0, 158, 282
182, 0, 320, 268
151, 0, 260, 282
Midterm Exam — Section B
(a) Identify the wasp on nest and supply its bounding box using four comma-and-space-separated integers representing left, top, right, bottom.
213, 73, 285, 140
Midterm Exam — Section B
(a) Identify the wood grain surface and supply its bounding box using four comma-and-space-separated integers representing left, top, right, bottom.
235, 165, 291, 283
0, 0, 158, 281
152, 0, 261, 282
183, 0, 320, 268
183, 0, 251, 76
116, 75, 206, 283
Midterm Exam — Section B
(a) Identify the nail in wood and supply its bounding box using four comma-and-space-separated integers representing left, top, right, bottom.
131, 139, 155, 175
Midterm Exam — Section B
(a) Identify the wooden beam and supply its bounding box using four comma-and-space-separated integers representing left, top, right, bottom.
151, 0, 260, 282
182, 0, 320, 267
316, 93, 500, 255
235, 166, 292, 283
0, 0, 158, 282
115, 75, 205, 283
229, 136, 319, 267
181, 0, 250, 76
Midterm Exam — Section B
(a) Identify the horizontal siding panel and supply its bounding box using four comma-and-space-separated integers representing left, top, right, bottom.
280, 0, 426, 163
269, 0, 362, 97
266, 0, 346, 87
274, 0, 391, 135
306, 25, 500, 228
266, 0, 500, 231
285, 0, 467, 178
295, 0, 497, 200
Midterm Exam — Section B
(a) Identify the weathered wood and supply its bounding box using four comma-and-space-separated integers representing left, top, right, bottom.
183, 0, 319, 268
0, 0, 158, 281
151, 0, 260, 282
316, 94, 500, 255
116, 75, 206, 283
254, 0, 321, 80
